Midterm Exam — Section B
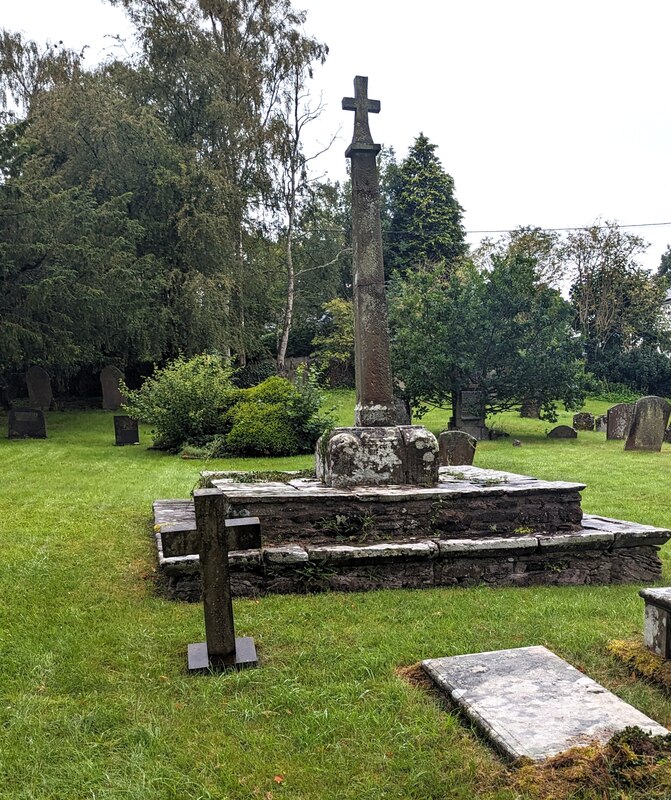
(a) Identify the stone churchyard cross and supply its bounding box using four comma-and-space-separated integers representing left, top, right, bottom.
342, 76, 396, 428
165, 489, 261, 672
316, 77, 439, 488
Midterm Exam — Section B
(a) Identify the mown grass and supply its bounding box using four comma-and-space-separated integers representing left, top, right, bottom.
1, 393, 671, 799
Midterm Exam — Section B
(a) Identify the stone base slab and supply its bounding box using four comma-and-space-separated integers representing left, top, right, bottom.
422, 646, 668, 762
199, 466, 586, 543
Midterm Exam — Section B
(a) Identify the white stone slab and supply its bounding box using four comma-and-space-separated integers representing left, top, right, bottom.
422, 645, 668, 762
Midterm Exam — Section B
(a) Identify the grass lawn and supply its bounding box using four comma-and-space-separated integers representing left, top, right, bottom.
2, 392, 671, 799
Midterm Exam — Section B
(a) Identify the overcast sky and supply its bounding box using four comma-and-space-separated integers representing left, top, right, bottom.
4, 0, 671, 269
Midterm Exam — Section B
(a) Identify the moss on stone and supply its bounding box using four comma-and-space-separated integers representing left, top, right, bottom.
608, 637, 671, 690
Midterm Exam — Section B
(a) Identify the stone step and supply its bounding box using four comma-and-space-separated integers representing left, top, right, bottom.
153, 499, 671, 600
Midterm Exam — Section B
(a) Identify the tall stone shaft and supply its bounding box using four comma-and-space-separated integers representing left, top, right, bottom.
343, 76, 396, 427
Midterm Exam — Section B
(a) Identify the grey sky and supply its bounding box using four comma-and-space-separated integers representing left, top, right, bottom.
4, 0, 671, 268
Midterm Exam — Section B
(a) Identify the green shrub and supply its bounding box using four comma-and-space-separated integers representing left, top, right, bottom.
122, 355, 239, 452
224, 372, 332, 457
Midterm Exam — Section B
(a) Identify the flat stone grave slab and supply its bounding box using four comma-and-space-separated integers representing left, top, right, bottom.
422, 645, 668, 762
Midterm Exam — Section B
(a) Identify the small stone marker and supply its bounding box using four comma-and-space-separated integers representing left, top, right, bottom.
607, 402, 634, 440
100, 365, 126, 411
422, 645, 668, 762
595, 414, 607, 433
624, 396, 671, 452
572, 412, 594, 431
547, 425, 577, 439
169, 489, 261, 673
8, 408, 47, 439
25, 366, 52, 410
438, 430, 476, 466
640, 588, 671, 658
114, 416, 139, 446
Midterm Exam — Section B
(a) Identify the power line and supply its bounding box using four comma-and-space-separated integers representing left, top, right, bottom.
295, 220, 671, 237
467, 221, 671, 235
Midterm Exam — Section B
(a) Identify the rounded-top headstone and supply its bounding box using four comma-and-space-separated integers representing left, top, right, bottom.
547, 425, 577, 439
100, 366, 126, 411
25, 366, 53, 411
438, 430, 477, 466
624, 396, 671, 452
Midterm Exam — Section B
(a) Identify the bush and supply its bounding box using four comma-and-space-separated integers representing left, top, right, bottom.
124, 357, 331, 457
122, 355, 239, 452
232, 359, 276, 389
224, 373, 332, 457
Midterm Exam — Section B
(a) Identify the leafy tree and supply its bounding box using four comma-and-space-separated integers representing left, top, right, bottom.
474, 226, 563, 287
658, 244, 671, 280
386, 133, 466, 276
389, 256, 586, 421
563, 222, 670, 379
311, 298, 354, 387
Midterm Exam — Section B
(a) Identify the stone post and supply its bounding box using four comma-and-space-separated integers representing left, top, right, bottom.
343, 76, 396, 427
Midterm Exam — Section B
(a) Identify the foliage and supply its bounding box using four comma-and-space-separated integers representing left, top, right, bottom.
389, 255, 587, 420
0, 1, 329, 380
385, 133, 466, 277
473, 226, 564, 287
563, 222, 671, 373
311, 298, 355, 387
224, 371, 332, 456
121, 354, 238, 452
123, 356, 330, 456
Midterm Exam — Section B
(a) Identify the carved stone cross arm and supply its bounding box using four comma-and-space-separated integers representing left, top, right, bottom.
342, 75, 380, 146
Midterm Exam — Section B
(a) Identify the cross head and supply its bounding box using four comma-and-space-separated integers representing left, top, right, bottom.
342, 75, 380, 146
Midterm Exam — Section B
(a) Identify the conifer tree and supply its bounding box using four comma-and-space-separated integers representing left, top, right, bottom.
386, 133, 466, 276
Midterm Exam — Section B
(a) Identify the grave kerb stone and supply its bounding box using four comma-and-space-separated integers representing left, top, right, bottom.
640, 587, 671, 658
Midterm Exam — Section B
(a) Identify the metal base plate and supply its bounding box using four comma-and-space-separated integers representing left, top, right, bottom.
187, 637, 258, 673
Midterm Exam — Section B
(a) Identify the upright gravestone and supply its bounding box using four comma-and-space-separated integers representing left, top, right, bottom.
114, 416, 140, 446
438, 430, 477, 466
451, 390, 488, 440
316, 76, 439, 488
8, 409, 47, 439
572, 412, 594, 431
100, 366, 126, 411
25, 366, 52, 411
607, 403, 634, 440
624, 396, 671, 452
595, 414, 607, 433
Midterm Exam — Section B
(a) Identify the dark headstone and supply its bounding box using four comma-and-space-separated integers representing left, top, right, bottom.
8, 408, 47, 439
624, 396, 671, 452
547, 425, 577, 439
607, 403, 635, 440
114, 416, 139, 446
450, 390, 488, 440
100, 366, 126, 411
572, 412, 594, 431
520, 399, 540, 418
665, 426, 671, 445
438, 430, 477, 466
595, 414, 608, 433
25, 366, 52, 410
